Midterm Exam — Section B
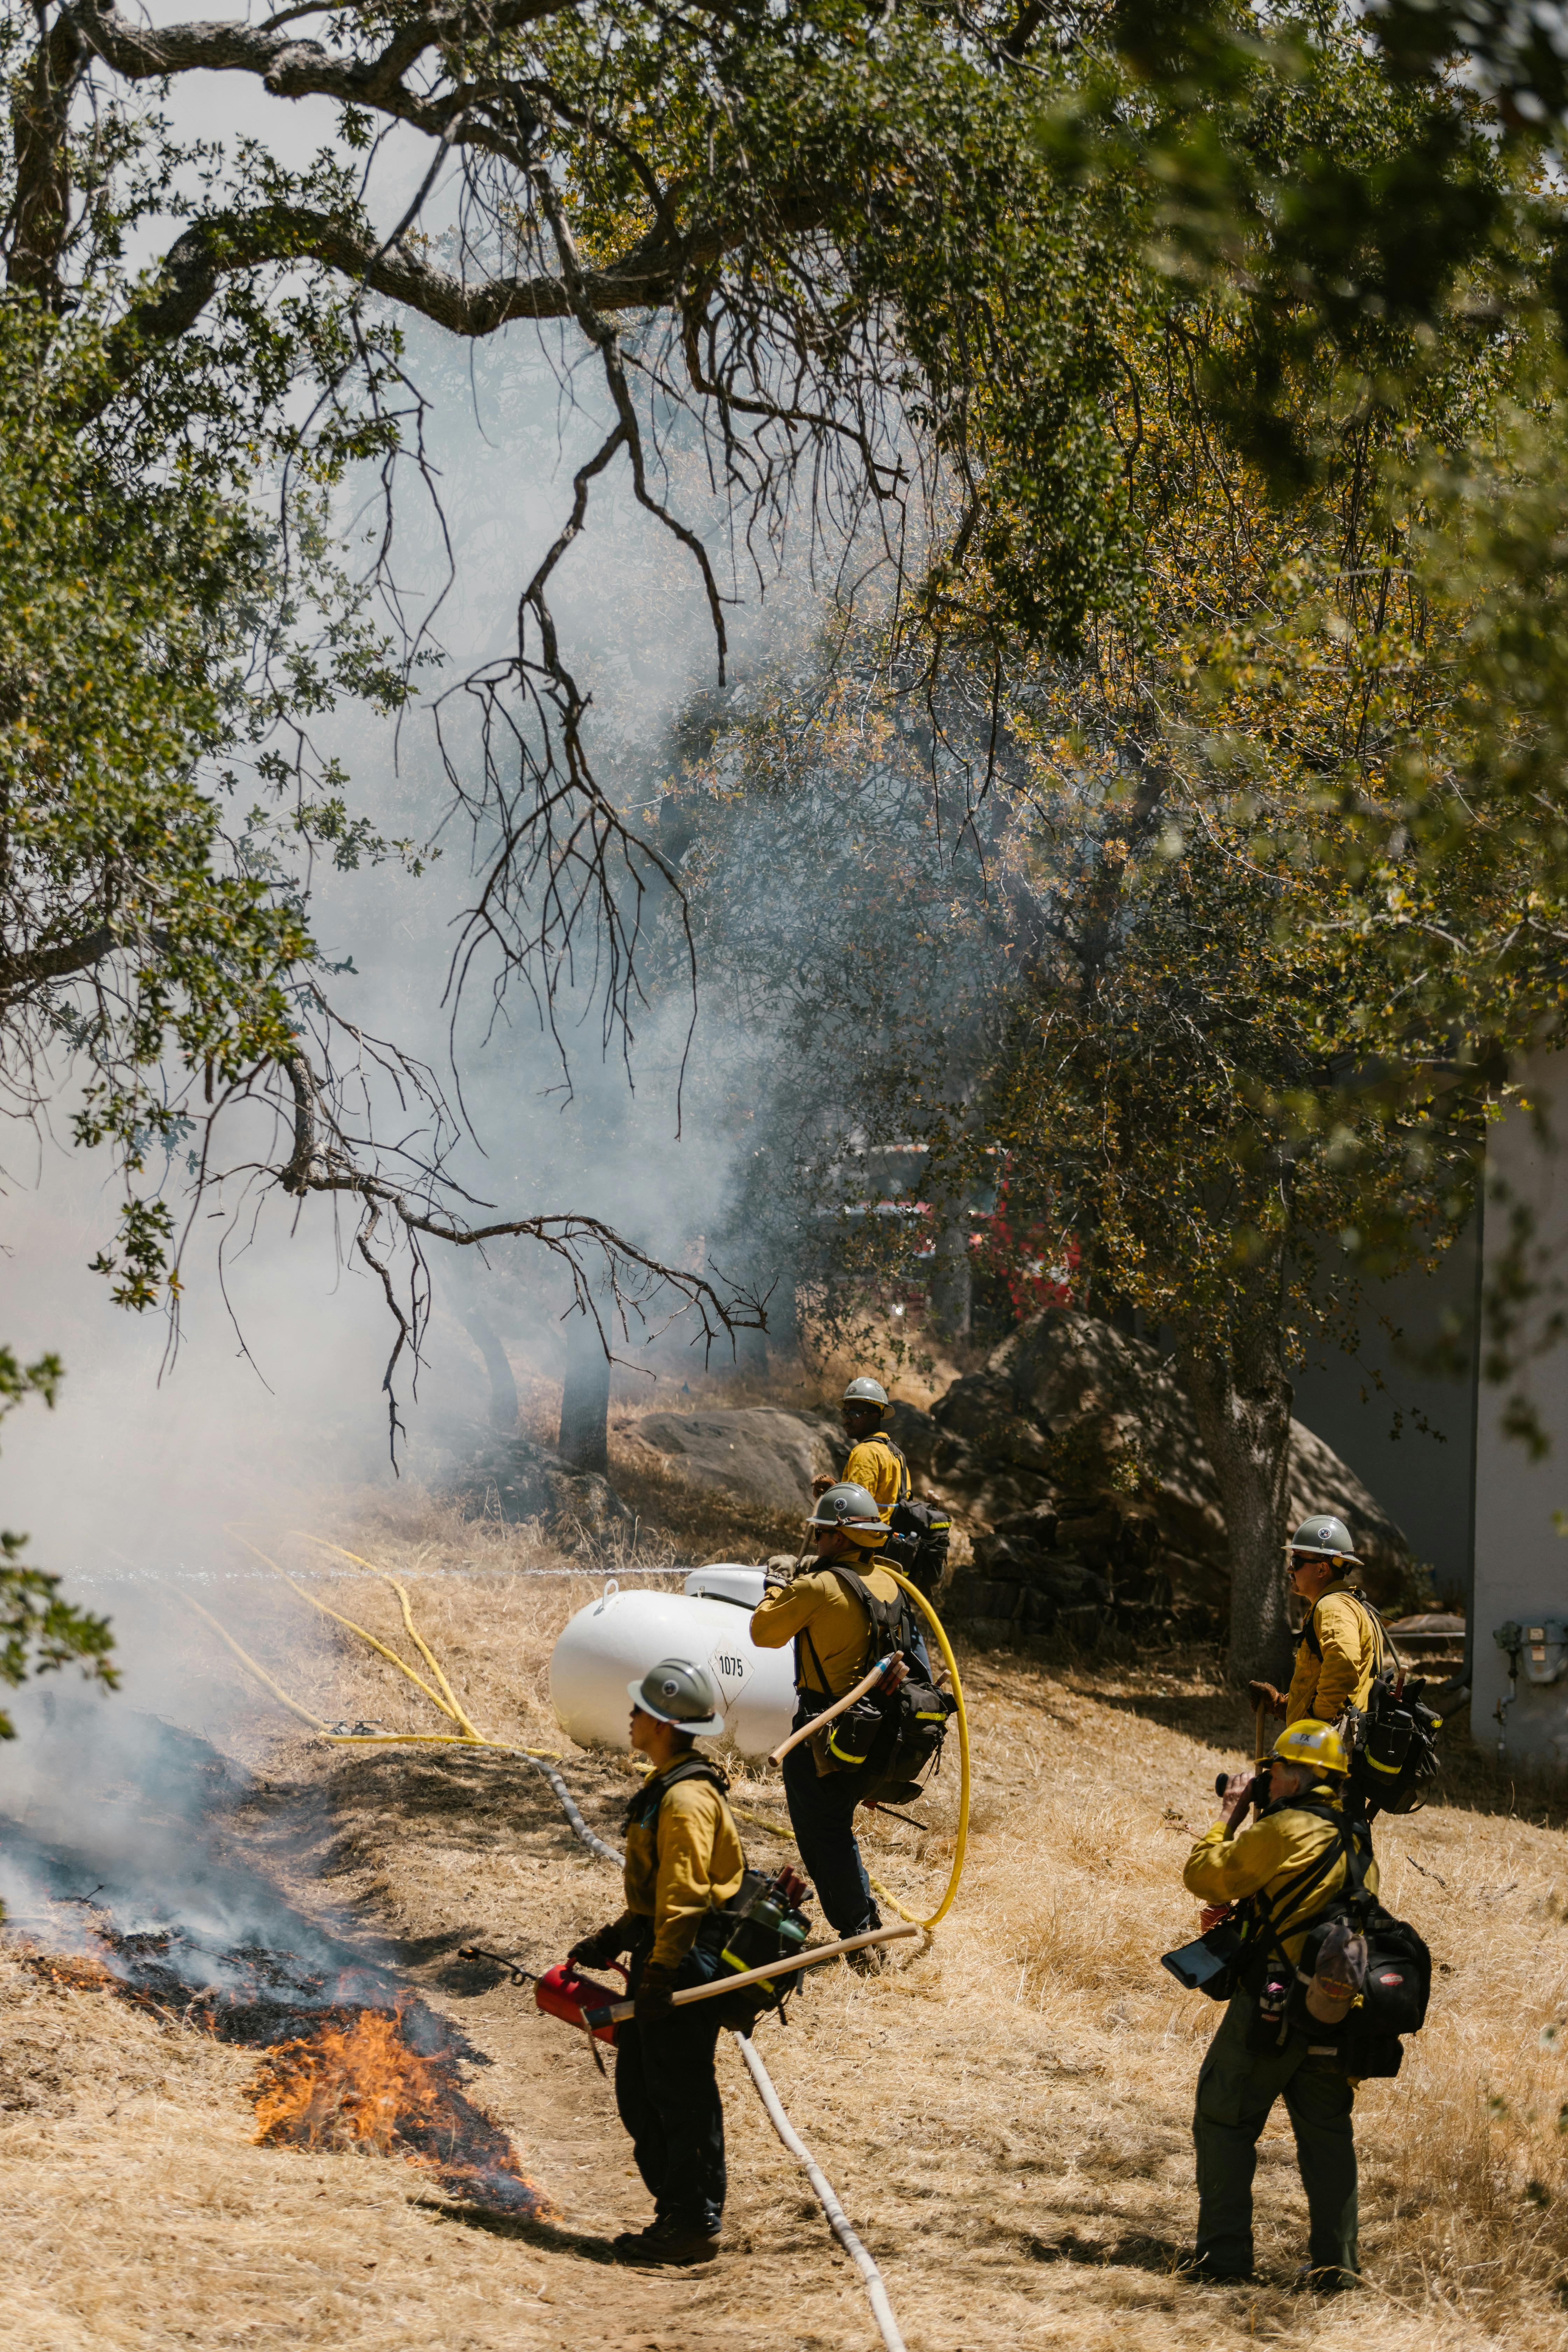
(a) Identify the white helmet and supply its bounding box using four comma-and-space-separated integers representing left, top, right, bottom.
1288, 1514, 1360, 1568
627, 1656, 725, 1736
807, 1482, 890, 1547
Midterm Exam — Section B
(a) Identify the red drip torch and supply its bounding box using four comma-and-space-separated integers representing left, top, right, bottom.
458, 1943, 630, 2067
533, 1959, 628, 2046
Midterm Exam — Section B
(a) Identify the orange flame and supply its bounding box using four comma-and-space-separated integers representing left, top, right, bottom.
244, 1996, 551, 2214
248, 2003, 438, 2155
20, 1949, 115, 1995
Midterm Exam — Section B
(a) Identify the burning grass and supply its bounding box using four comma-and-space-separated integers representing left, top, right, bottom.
8, 1903, 551, 2219
246, 1993, 551, 2214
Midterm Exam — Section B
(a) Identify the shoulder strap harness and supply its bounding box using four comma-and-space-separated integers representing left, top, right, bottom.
796, 1557, 914, 1700
862, 1433, 912, 1505
1243, 1796, 1375, 1966
1302, 1586, 1399, 1678
624, 1753, 731, 1836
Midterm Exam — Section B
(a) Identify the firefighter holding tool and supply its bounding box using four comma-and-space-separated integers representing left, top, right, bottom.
1180, 1718, 1378, 2291
567, 1658, 744, 2267
750, 1482, 913, 1961
811, 1375, 913, 1517
1248, 1515, 1391, 1730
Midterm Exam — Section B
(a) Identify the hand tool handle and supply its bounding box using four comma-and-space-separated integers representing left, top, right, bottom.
770, 1656, 896, 1765
582, 1922, 917, 2025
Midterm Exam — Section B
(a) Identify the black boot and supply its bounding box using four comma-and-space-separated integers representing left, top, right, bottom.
611, 2212, 721, 2266
844, 1908, 886, 1974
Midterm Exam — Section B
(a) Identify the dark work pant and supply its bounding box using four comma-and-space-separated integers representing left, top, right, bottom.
614, 1944, 726, 2232
782, 1715, 880, 1938
1193, 1988, 1359, 2282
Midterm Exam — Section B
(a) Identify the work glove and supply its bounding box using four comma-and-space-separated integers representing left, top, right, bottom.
634, 1962, 677, 2022
568, 1923, 626, 1970
1247, 1680, 1287, 1717
810, 1474, 833, 1499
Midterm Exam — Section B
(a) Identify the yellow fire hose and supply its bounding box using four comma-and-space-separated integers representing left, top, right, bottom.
196, 1529, 622, 1861
877, 1565, 970, 1931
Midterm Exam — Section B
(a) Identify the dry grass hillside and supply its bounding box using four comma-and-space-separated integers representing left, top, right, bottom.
2, 1485, 1566, 2352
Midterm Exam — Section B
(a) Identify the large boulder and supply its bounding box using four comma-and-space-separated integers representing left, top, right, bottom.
626, 1407, 836, 1518
930, 1308, 1415, 1643
443, 1433, 634, 1550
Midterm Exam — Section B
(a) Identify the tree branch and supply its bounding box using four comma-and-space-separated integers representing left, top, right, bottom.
97, 203, 726, 389
65, 0, 572, 132
0, 923, 124, 992
9, 8, 85, 303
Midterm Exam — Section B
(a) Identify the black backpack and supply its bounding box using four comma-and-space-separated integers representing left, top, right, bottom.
885, 1496, 952, 1602
1348, 1674, 1444, 1817
799, 1561, 956, 1804
1242, 1797, 1432, 2079
1302, 1591, 1443, 1815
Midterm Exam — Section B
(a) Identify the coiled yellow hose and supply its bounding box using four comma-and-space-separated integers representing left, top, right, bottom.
729, 1565, 971, 1933
868, 1568, 970, 1931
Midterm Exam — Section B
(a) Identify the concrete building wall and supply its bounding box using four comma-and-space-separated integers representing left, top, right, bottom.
1472, 1049, 1568, 1774
1291, 1228, 1479, 1608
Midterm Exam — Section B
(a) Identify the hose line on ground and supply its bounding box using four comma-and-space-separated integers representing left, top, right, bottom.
732, 2033, 908, 2352
205, 1532, 618, 1857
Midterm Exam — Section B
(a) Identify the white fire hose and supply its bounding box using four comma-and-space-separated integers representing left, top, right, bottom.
732, 2032, 908, 2352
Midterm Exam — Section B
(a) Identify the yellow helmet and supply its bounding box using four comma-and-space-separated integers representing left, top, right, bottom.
1272, 1718, 1350, 1778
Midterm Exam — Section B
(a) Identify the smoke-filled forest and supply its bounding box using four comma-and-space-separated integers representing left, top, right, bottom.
4, 5, 1568, 2348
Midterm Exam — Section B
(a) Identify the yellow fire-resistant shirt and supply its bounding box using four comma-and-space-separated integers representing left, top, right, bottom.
750, 1555, 903, 1699
1285, 1581, 1386, 1726
1183, 1786, 1379, 1965
842, 1432, 912, 1520
622, 1760, 746, 1969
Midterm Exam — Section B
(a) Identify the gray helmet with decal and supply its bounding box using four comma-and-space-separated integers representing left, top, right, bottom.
627, 1656, 725, 1736
842, 1376, 889, 1413
807, 1480, 890, 1547
1288, 1513, 1360, 1568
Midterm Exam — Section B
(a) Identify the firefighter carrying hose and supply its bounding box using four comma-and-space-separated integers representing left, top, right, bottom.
1180, 1719, 1378, 2291
567, 1658, 744, 2267
750, 1482, 910, 1965
1248, 1514, 1391, 1731
811, 1376, 912, 1517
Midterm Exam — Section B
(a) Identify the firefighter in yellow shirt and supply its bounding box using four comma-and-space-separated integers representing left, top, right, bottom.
751, 1482, 909, 1953
1180, 1720, 1378, 2290
1249, 1514, 1390, 1728
811, 1376, 912, 1518
567, 1658, 744, 2268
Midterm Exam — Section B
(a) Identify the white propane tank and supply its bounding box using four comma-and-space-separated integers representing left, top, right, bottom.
549, 1565, 795, 1758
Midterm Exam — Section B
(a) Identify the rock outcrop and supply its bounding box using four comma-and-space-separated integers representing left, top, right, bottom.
443, 1432, 635, 1549
622, 1407, 836, 1518
918, 1310, 1415, 1644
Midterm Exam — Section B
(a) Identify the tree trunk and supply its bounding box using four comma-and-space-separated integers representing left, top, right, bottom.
1174, 1265, 1296, 1684
458, 1307, 519, 1436
929, 1214, 973, 1341
558, 1312, 611, 1474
